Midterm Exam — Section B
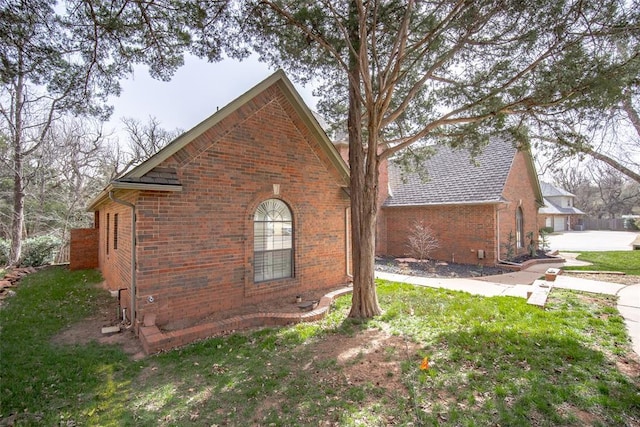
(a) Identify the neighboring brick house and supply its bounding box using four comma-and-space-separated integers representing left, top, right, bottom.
538, 182, 585, 231
85, 71, 351, 351
376, 138, 544, 265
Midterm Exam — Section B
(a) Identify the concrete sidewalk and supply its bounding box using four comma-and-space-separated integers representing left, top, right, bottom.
375, 264, 640, 357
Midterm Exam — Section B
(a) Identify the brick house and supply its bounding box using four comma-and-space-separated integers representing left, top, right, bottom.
375, 138, 544, 265
84, 71, 351, 351
538, 182, 585, 231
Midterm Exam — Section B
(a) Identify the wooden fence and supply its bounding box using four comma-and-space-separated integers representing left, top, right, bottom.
54, 242, 70, 265
583, 217, 627, 231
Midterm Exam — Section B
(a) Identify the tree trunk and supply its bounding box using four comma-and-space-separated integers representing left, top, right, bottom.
10, 158, 24, 266
346, 0, 382, 318
9, 71, 25, 266
348, 142, 382, 318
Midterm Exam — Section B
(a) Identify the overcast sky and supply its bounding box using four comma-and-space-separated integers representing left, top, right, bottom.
106, 55, 639, 183
107, 54, 319, 137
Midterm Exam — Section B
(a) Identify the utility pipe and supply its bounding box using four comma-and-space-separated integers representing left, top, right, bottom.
496, 203, 517, 265
109, 191, 137, 328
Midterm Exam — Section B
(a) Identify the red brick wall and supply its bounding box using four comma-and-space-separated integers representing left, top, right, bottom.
95, 192, 136, 320
97, 84, 350, 331
538, 214, 550, 232
376, 158, 389, 255
378, 150, 540, 265
498, 151, 540, 259
332, 141, 389, 256
69, 228, 99, 271
382, 204, 498, 265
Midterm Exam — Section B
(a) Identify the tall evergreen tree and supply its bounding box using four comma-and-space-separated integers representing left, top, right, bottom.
239, 0, 639, 317
0, 0, 231, 265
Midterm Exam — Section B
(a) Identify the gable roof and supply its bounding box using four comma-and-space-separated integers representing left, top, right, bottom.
384, 138, 543, 207
88, 70, 349, 211
540, 182, 576, 198
538, 197, 585, 215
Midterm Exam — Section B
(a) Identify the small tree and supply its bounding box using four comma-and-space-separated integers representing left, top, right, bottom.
406, 220, 439, 261
502, 231, 516, 262
538, 228, 551, 252
526, 231, 537, 258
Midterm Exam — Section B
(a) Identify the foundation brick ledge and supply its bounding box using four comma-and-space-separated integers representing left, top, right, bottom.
140, 286, 353, 354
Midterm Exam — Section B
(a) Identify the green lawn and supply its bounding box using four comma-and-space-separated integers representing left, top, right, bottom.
1, 267, 639, 426
563, 251, 640, 275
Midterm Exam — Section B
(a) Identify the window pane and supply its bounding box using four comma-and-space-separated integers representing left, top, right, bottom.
254, 222, 268, 252
516, 208, 524, 248
254, 249, 292, 282
254, 199, 293, 282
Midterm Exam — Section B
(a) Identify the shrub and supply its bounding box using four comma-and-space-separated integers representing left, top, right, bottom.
539, 226, 554, 235
502, 231, 516, 261
526, 231, 537, 257
406, 220, 439, 261
623, 218, 639, 230
538, 229, 551, 252
0, 239, 9, 266
20, 235, 61, 267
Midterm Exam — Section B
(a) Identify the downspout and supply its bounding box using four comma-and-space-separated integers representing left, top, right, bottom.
496, 203, 519, 266
109, 191, 137, 328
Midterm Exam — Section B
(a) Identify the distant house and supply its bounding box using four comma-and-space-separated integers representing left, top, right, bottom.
80, 71, 351, 353
538, 182, 585, 231
373, 138, 544, 265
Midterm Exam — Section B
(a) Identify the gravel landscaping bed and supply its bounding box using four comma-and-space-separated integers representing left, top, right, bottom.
375, 256, 512, 278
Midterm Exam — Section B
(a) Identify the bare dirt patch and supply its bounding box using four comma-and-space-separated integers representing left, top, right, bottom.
50, 282, 145, 360
557, 403, 606, 426
616, 356, 640, 378
564, 272, 640, 286
309, 329, 421, 395
253, 328, 422, 424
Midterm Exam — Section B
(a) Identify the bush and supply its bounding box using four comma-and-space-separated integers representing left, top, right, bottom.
20, 235, 61, 267
406, 220, 439, 260
538, 229, 551, 252
539, 226, 554, 235
502, 230, 516, 261
623, 218, 639, 230
0, 239, 9, 266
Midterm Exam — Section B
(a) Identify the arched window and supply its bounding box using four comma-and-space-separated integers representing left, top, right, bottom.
254, 199, 293, 282
516, 207, 524, 248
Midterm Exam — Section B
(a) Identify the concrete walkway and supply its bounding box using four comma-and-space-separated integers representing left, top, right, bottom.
375, 261, 640, 357
546, 230, 639, 251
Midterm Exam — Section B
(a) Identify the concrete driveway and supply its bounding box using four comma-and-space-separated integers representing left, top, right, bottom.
546, 230, 639, 252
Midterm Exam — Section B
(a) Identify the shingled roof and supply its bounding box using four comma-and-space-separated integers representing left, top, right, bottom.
115, 167, 181, 186
538, 197, 585, 215
539, 181, 576, 198
384, 138, 535, 206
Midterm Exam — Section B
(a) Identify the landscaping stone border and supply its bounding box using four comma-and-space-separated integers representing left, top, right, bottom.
139, 286, 353, 354
0, 267, 37, 305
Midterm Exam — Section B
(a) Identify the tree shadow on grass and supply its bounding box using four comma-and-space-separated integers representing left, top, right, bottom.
413, 327, 640, 426
122, 322, 421, 426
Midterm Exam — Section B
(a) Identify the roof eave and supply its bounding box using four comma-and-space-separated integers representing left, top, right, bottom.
87, 185, 113, 212
87, 182, 183, 211
111, 182, 183, 192
522, 148, 545, 207
383, 199, 507, 208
